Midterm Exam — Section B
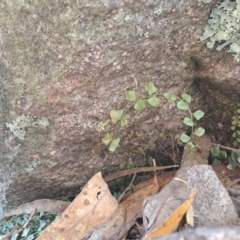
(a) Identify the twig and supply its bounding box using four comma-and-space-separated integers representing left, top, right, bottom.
211, 143, 240, 153
104, 165, 179, 182
117, 173, 136, 203
2, 226, 19, 240
2, 210, 36, 240
22, 209, 36, 228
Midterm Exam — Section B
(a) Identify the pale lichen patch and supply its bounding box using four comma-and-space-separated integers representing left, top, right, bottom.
6, 115, 49, 140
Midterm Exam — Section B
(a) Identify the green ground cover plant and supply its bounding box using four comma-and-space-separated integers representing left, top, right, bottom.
101, 82, 205, 152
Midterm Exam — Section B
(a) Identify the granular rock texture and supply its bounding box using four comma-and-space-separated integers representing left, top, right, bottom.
0, 0, 240, 214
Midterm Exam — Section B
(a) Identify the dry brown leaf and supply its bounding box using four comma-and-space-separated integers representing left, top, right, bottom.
87, 164, 239, 239
87, 174, 159, 240
144, 188, 196, 239
186, 205, 194, 227
36, 172, 118, 240
116, 175, 159, 238
5, 164, 235, 218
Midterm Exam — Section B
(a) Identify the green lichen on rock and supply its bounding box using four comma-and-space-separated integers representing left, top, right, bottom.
200, 0, 240, 62
96, 120, 110, 132
25, 158, 57, 172
153, 6, 163, 16
6, 115, 49, 140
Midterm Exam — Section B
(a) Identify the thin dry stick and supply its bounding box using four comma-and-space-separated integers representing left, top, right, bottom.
104, 165, 179, 182
2, 226, 19, 240
2, 210, 36, 240
212, 143, 240, 153
22, 209, 36, 228
117, 173, 136, 203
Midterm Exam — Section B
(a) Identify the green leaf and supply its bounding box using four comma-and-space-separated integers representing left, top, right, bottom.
102, 133, 113, 145
232, 132, 237, 138
230, 160, 238, 170
193, 127, 205, 137
22, 227, 31, 237
237, 109, 240, 114
37, 220, 47, 232
219, 150, 227, 159
120, 114, 130, 127
125, 90, 137, 101
27, 235, 35, 240
177, 101, 189, 110
183, 117, 194, 126
232, 116, 238, 125
11, 232, 19, 240
147, 96, 161, 107
145, 82, 157, 95
110, 110, 123, 123
233, 140, 238, 146
193, 110, 205, 120
39, 211, 44, 217
237, 131, 240, 135
231, 151, 240, 160
134, 99, 147, 110
159, 132, 165, 138
211, 146, 220, 157
231, 126, 236, 131
180, 133, 191, 143
181, 93, 191, 103
237, 138, 240, 143
187, 141, 195, 149
163, 93, 177, 101
109, 138, 120, 152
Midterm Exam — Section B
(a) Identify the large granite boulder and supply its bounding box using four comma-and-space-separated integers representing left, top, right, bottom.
0, 0, 239, 214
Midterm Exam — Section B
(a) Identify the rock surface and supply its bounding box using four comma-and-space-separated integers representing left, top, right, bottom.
0, 0, 240, 214
147, 227, 240, 240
